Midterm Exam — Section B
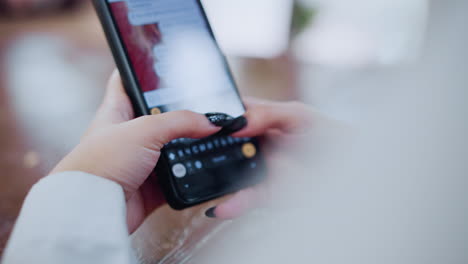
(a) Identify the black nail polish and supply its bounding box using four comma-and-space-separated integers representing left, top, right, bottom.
215, 116, 248, 136
205, 113, 234, 127
205, 207, 217, 218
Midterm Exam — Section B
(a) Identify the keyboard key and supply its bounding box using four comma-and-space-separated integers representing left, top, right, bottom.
242, 143, 257, 159
185, 161, 195, 174
213, 139, 220, 148
250, 161, 257, 169
177, 150, 185, 159
192, 145, 199, 154
199, 143, 207, 152
220, 138, 227, 147
205, 151, 237, 168
212, 155, 227, 164
184, 147, 192, 156
194, 160, 203, 169
207, 141, 214, 150
184, 138, 197, 145
172, 163, 187, 178
167, 151, 177, 161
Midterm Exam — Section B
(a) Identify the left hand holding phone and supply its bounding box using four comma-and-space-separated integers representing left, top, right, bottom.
51, 70, 221, 233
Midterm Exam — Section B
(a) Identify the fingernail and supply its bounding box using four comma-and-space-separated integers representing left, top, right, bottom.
215, 116, 248, 136
205, 207, 217, 218
225, 116, 248, 133
205, 113, 234, 127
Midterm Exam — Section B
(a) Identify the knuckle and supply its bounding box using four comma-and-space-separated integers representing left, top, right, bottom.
177, 110, 194, 116
287, 101, 315, 117
137, 115, 154, 123
133, 115, 156, 128
163, 110, 203, 133
168, 110, 197, 121
286, 101, 307, 111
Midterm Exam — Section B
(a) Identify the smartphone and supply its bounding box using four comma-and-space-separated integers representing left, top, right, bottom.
93, 0, 265, 209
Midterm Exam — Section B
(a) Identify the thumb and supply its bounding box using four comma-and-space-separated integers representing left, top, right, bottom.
122, 110, 222, 148
212, 188, 260, 219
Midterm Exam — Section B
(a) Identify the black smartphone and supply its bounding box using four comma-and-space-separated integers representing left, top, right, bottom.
93, 0, 265, 209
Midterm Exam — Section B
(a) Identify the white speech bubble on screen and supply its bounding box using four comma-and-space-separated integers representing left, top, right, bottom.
202, 0, 293, 58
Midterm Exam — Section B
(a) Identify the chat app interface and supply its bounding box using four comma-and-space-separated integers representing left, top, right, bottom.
108, 0, 245, 117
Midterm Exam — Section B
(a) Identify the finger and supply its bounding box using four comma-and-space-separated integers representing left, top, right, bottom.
213, 187, 267, 219
122, 110, 221, 148
212, 152, 298, 219
233, 99, 315, 138
92, 70, 135, 128
139, 172, 166, 218
126, 174, 166, 234
126, 191, 145, 234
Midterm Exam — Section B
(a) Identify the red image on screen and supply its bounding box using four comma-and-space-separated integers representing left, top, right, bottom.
109, 1, 161, 93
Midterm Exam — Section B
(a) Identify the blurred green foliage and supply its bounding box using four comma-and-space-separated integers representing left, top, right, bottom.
291, 1, 316, 36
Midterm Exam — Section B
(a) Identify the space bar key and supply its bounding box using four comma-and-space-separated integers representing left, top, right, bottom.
205, 153, 236, 169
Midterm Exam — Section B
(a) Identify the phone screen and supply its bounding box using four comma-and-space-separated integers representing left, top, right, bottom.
107, 0, 245, 117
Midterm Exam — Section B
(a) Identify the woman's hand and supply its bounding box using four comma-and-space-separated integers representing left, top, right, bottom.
51, 70, 323, 229
51, 71, 221, 233
207, 98, 319, 219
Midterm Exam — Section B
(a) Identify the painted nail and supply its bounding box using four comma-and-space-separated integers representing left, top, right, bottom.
215, 116, 248, 136
205, 113, 234, 127
205, 207, 217, 218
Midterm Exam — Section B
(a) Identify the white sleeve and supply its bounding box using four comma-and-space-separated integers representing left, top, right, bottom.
2, 171, 137, 264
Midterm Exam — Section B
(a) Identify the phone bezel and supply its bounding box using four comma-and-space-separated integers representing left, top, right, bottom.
93, 0, 246, 116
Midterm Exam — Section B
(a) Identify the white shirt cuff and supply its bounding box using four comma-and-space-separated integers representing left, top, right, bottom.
2, 171, 135, 264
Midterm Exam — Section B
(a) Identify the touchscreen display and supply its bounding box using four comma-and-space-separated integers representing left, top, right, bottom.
107, 0, 245, 117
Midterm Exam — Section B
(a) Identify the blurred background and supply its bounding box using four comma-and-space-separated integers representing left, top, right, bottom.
0, 0, 467, 263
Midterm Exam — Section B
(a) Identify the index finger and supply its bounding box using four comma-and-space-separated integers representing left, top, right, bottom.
233, 98, 315, 137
